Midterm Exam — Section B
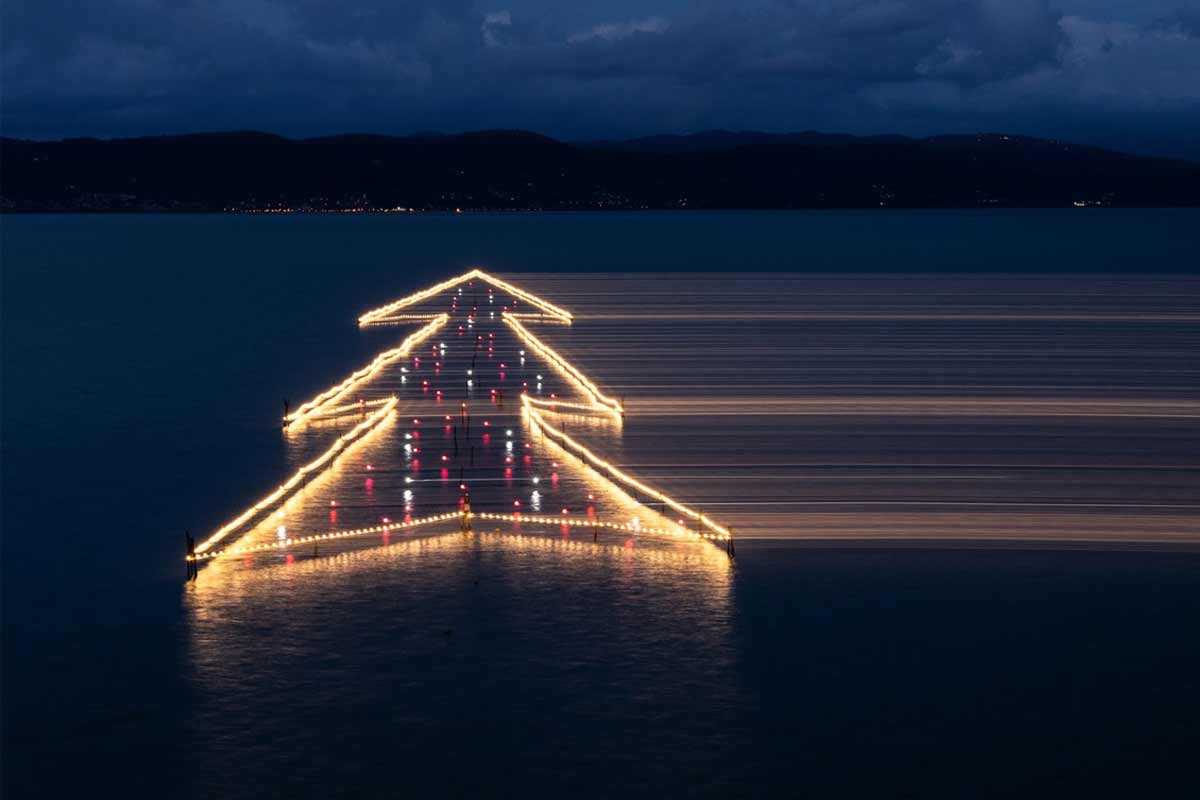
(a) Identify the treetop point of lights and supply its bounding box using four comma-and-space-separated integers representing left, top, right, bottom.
191, 270, 729, 567
358, 268, 573, 326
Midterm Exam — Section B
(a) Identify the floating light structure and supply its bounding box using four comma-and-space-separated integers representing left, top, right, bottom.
192, 270, 729, 569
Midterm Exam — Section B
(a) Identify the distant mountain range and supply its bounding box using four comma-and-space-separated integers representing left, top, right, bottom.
3, 129, 1197, 211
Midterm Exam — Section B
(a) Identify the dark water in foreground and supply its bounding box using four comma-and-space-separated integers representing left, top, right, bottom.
3, 212, 1200, 797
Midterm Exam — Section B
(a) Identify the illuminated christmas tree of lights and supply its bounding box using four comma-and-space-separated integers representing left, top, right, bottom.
189, 270, 731, 568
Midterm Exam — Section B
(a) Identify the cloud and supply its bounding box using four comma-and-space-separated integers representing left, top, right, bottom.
567, 17, 668, 44
482, 10, 513, 48
1, 0, 1197, 158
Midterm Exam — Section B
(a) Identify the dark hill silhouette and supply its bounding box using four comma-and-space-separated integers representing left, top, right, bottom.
2, 129, 1196, 211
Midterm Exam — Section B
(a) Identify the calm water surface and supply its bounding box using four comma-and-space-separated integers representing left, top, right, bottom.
3, 212, 1200, 797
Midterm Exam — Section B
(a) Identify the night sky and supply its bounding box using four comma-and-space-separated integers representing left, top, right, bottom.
3, 1, 1198, 158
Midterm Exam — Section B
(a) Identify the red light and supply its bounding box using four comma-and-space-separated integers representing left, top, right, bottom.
561, 508, 569, 515
366, 464, 374, 471
382, 517, 391, 523
330, 500, 338, 506
513, 500, 521, 507
441, 454, 449, 461
483, 420, 490, 426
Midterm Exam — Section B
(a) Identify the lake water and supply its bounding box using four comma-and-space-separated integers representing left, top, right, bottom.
3, 211, 1200, 797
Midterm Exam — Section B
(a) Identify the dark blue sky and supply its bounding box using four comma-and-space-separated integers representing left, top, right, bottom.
3, 1, 1198, 158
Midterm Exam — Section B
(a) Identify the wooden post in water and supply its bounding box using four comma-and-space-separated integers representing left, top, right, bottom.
461, 494, 472, 533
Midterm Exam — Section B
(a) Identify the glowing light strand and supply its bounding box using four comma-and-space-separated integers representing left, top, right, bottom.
358, 268, 572, 327
195, 398, 398, 554
303, 398, 393, 421
191, 511, 461, 561
502, 313, 623, 417
189, 510, 714, 562
524, 402, 730, 539
285, 314, 447, 426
